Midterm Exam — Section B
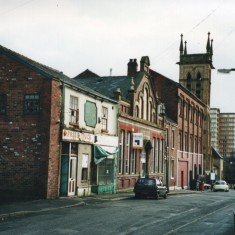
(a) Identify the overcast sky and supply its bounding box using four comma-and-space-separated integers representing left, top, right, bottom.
0, 0, 234, 112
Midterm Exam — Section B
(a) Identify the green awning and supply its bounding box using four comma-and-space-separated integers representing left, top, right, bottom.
94, 145, 118, 164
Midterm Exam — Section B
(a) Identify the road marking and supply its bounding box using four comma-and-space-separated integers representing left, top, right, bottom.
162, 202, 234, 235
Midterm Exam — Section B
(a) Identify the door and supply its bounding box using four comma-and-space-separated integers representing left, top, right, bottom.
68, 157, 77, 196
60, 156, 69, 196
181, 171, 184, 189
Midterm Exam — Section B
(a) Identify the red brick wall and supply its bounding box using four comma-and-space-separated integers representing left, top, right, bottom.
0, 54, 61, 200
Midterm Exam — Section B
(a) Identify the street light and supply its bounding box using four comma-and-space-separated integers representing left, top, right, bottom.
217, 68, 235, 74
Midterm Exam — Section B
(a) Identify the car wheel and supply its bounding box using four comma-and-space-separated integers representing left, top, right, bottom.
135, 193, 140, 199
156, 193, 159, 200
163, 193, 167, 199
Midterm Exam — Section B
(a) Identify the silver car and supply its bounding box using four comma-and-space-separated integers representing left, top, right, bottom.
213, 180, 229, 192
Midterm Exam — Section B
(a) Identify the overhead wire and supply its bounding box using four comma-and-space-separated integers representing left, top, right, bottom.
0, 0, 37, 17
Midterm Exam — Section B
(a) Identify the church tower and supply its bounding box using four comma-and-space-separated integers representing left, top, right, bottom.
177, 32, 214, 175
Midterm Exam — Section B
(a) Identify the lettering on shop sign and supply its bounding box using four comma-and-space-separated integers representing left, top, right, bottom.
62, 129, 94, 143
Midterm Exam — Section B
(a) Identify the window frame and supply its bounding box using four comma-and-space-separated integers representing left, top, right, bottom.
24, 94, 40, 114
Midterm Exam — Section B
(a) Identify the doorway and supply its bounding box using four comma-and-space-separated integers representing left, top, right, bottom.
68, 157, 77, 196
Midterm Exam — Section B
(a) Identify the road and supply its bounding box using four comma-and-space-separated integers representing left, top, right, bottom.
0, 191, 235, 234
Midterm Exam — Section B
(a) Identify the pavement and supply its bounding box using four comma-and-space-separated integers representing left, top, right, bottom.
0, 189, 201, 221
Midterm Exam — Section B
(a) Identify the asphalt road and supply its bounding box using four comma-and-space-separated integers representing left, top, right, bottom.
0, 191, 235, 235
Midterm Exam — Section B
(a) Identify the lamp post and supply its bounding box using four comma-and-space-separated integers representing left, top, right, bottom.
160, 103, 169, 192
165, 146, 169, 192
217, 68, 235, 73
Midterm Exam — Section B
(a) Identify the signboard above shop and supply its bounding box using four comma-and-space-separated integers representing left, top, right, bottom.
62, 129, 94, 143
133, 133, 143, 149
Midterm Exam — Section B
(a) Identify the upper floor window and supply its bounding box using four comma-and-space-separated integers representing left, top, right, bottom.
0, 94, 7, 115
171, 130, 175, 148
179, 98, 183, 117
24, 94, 40, 114
135, 105, 139, 117
70, 95, 79, 124
102, 106, 108, 131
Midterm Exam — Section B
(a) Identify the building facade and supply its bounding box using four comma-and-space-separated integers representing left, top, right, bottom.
0, 45, 118, 200
150, 70, 205, 190
177, 33, 214, 175
75, 56, 166, 191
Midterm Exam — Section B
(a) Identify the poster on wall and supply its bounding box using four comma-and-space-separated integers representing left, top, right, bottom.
133, 133, 143, 149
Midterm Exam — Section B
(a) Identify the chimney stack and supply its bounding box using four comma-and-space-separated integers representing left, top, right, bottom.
127, 58, 138, 76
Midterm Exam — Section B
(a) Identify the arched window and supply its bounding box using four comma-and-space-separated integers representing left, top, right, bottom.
140, 96, 144, 118
196, 72, 202, 98
144, 87, 149, 120
135, 105, 139, 118
186, 72, 192, 91
149, 100, 153, 122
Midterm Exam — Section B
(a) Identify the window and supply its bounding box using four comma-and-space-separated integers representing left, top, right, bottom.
131, 149, 137, 174
0, 94, 7, 114
155, 138, 159, 172
196, 72, 202, 98
171, 160, 174, 178
101, 106, 108, 131
24, 94, 40, 114
186, 73, 192, 91
179, 132, 182, 151
141, 97, 144, 118
70, 95, 79, 124
135, 105, 139, 117
179, 98, 183, 117
98, 158, 114, 185
81, 154, 88, 181
125, 132, 131, 174
159, 139, 163, 173
171, 130, 175, 148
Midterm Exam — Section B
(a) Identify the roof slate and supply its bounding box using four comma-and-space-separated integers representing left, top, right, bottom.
75, 71, 145, 101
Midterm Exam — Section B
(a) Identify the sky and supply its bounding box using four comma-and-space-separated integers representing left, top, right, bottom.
0, 0, 234, 112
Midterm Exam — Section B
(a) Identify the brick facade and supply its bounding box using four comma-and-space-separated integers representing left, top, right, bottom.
0, 47, 61, 200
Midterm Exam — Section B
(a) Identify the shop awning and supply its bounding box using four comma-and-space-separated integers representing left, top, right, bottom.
94, 145, 119, 164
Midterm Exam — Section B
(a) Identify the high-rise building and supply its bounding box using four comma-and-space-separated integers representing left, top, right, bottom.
210, 109, 235, 180
210, 108, 220, 151
219, 113, 235, 160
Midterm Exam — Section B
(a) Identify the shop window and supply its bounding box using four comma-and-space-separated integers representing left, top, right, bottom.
98, 158, 114, 185
24, 94, 40, 114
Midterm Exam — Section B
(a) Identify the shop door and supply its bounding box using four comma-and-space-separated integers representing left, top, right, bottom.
68, 157, 77, 196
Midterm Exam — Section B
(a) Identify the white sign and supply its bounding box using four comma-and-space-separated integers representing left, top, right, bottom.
133, 133, 143, 149
210, 172, 215, 180
62, 129, 94, 143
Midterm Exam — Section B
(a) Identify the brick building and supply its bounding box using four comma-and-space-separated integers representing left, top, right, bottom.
150, 70, 205, 189
0, 45, 63, 199
75, 56, 167, 190
0, 45, 118, 200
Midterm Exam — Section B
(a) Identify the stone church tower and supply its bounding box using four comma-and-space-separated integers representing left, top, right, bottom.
177, 32, 214, 175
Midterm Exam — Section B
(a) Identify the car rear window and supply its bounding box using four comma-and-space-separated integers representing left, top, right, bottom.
138, 179, 155, 185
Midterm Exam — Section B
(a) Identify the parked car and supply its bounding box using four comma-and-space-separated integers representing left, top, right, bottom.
213, 180, 229, 192
204, 183, 211, 190
133, 178, 168, 199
